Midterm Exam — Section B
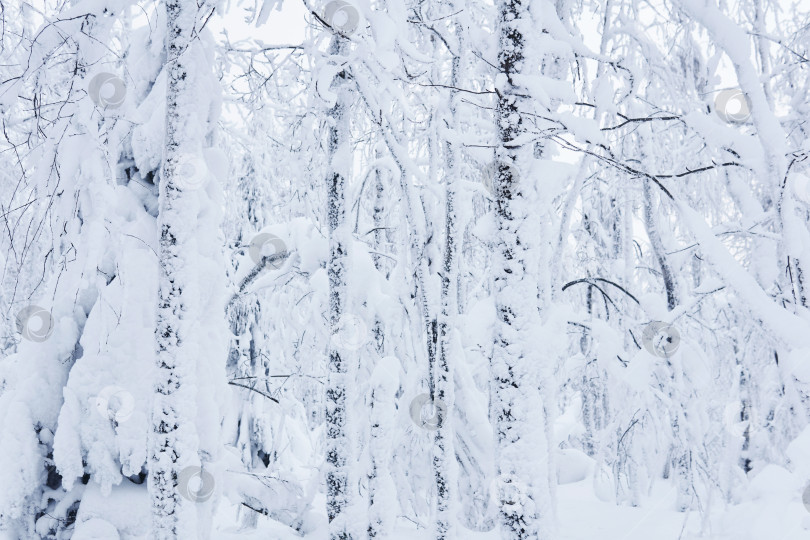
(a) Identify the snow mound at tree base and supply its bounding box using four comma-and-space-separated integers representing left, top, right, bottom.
72, 483, 150, 539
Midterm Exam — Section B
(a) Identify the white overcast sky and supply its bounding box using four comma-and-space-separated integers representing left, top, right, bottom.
211, 1, 309, 46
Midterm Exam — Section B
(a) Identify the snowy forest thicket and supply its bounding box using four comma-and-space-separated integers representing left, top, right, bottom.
1, 0, 810, 538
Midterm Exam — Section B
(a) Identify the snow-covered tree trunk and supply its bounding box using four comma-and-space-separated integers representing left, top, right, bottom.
433, 24, 464, 539
372, 146, 390, 280
434, 166, 457, 540
367, 356, 398, 539
491, 0, 548, 537
325, 35, 355, 540
149, 0, 218, 537
642, 180, 679, 311
367, 143, 393, 538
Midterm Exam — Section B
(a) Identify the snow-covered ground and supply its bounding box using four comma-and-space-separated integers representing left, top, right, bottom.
206, 428, 810, 540
207, 471, 810, 540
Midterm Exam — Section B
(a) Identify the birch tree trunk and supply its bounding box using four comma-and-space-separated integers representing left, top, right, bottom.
325, 35, 354, 540
367, 357, 398, 539
491, 0, 548, 537
642, 180, 679, 311
149, 0, 215, 537
433, 23, 465, 539
435, 160, 457, 540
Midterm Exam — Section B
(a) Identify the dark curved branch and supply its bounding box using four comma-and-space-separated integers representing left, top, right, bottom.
562, 277, 640, 304
228, 381, 280, 403
578, 281, 617, 314
601, 115, 680, 131
227, 251, 292, 311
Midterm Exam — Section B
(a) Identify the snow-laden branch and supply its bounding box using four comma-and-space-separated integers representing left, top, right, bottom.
226, 251, 293, 311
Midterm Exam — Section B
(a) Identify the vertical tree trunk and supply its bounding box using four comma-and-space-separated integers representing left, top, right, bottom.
434, 172, 457, 540
491, 0, 547, 537
371, 146, 389, 280
367, 359, 397, 539
433, 27, 465, 539
367, 148, 390, 539
642, 180, 678, 311
641, 170, 693, 508
325, 36, 354, 540
149, 0, 213, 537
